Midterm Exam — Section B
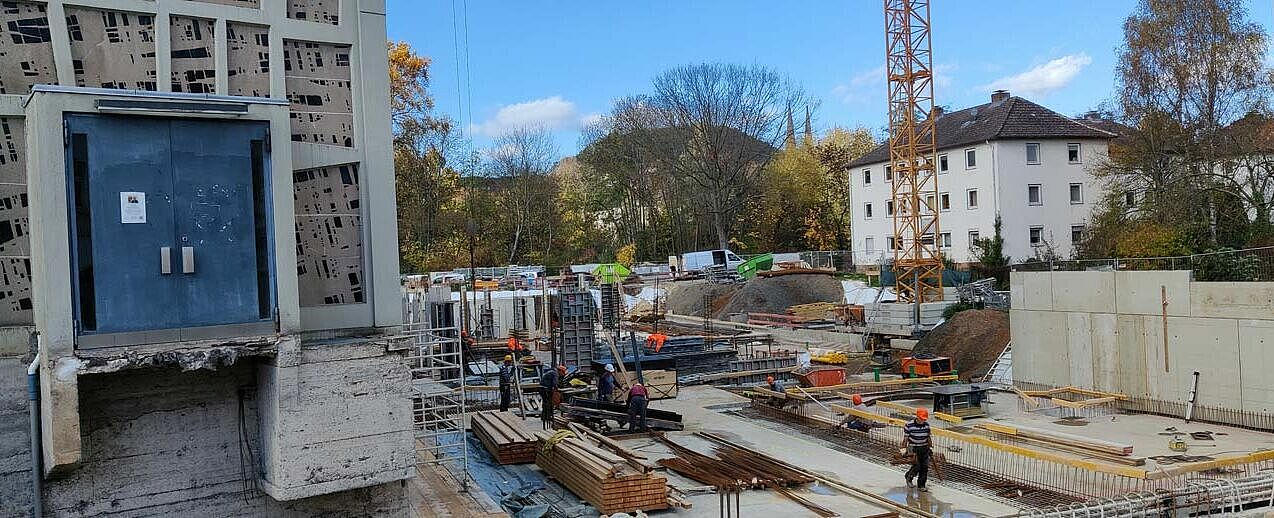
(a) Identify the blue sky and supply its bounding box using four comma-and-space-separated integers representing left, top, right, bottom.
387, 1, 1274, 156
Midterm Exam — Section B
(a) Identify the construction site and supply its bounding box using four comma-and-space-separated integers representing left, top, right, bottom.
3, 0, 1274, 517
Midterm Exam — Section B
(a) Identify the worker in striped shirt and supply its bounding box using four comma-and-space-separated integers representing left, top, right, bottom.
902, 408, 932, 492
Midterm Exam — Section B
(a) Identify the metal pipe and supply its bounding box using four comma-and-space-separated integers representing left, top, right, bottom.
1185, 371, 1199, 422
27, 349, 41, 518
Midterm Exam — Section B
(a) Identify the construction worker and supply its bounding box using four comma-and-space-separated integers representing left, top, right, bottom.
838, 394, 872, 432
903, 408, 933, 492
597, 363, 618, 403
626, 382, 649, 431
766, 376, 781, 392
539, 365, 566, 429
460, 330, 477, 361
498, 355, 515, 412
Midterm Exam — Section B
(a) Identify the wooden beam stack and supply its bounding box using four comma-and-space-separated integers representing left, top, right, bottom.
472, 411, 539, 464
534, 429, 668, 514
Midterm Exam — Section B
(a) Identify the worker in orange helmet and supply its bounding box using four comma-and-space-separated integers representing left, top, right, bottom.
766, 376, 781, 392
538, 364, 567, 429
903, 407, 933, 492
836, 394, 873, 433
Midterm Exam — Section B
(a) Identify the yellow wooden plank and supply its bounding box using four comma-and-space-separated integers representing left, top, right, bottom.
830, 404, 1149, 479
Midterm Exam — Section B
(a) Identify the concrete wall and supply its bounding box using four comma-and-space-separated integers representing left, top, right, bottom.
40, 359, 410, 517
1011, 271, 1274, 426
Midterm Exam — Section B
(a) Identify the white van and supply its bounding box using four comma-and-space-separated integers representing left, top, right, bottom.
680, 249, 745, 273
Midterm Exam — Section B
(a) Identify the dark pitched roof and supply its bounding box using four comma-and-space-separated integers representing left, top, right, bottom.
847, 96, 1118, 168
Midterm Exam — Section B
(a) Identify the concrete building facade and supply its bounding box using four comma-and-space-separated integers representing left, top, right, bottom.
849, 91, 1116, 265
0, 1, 411, 517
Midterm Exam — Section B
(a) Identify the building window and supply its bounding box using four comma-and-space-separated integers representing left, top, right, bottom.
865, 237, 875, 251
885, 165, 893, 182
940, 232, 952, 248
968, 230, 980, 245
921, 233, 935, 246
965, 148, 977, 169
939, 192, 950, 211
1026, 142, 1041, 164
1029, 226, 1044, 245
967, 189, 978, 209
1124, 190, 1136, 207
887, 236, 896, 251
1068, 143, 1081, 164
864, 202, 873, 219
886, 200, 895, 216
863, 169, 871, 185
1028, 184, 1042, 205
925, 194, 936, 213
938, 154, 948, 173
1071, 225, 1085, 243
1069, 183, 1083, 204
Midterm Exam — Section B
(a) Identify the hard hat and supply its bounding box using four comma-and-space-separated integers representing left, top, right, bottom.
766, 376, 775, 383
851, 394, 863, 405
504, 355, 513, 362
605, 363, 615, 373
916, 408, 929, 421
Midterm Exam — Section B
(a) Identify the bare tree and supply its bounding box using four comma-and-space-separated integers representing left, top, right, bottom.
611, 63, 807, 249
485, 126, 559, 263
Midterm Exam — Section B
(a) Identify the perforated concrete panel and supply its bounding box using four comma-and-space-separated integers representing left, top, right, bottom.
65, 7, 157, 90
288, 0, 340, 25
169, 16, 215, 93
1089, 313, 1118, 394
1066, 312, 1094, 388
1010, 309, 1069, 387
1114, 314, 1148, 397
1239, 320, 1274, 415
0, 2, 56, 94
283, 39, 353, 147
294, 164, 364, 306
1011, 272, 1053, 311
226, 22, 269, 97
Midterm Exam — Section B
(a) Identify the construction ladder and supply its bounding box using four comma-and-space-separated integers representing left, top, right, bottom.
981, 341, 1013, 384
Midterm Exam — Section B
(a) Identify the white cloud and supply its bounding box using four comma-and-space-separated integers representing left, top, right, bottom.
579, 112, 604, 127
981, 53, 1092, 98
472, 96, 589, 137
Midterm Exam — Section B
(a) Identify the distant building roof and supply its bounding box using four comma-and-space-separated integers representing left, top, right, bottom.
848, 91, 1118, 168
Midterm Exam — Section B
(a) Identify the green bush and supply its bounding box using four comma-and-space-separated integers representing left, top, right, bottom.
1193, 248, 1260, 281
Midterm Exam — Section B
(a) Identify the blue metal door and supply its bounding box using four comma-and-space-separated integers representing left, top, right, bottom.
170, 120, 273, 327
66, 115, 274, 343
66, 115, 181, 334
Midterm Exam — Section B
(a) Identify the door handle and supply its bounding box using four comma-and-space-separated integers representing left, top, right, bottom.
160, 247, 172, 274
182, 246, 195, 274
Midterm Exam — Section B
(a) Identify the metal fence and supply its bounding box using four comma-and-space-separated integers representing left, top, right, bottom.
1009, 246, 1274, 282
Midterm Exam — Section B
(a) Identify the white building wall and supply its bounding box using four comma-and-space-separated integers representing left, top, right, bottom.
992, 139, 1108, 262
850, 139, 1108, 265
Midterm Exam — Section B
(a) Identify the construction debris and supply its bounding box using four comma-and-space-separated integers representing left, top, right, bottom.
472, 411, 540, 465
534, 429, 669, 514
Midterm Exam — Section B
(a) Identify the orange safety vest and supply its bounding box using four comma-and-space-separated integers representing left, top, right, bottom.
507, 336, 519, 351
646, 333, 667, 353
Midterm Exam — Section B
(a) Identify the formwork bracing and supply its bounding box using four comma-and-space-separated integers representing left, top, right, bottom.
1026, 471, 1274, 517
403, 324, 469, 486
556, 289, 596, 368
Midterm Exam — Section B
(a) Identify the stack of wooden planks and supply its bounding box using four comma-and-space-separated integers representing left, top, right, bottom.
534, 426, 668, 514
472, 411, 539, 464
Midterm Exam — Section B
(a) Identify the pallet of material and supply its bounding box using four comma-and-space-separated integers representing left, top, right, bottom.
535, 430, 669, 514
615, 369, 678, 400
472, 411, 539, 464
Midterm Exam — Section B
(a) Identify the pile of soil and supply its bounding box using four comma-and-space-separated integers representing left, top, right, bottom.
715, 274, 844, 317
912, 309, 1010, 381
663, 273, 845, 319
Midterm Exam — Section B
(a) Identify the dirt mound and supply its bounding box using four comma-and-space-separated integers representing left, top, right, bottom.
912, 309, 1009, 381
664, 274, 845, 319
664, 280, 741, 317
715, 274, 844, 318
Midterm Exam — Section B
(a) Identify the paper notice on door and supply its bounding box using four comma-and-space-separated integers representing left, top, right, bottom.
120, 192, 146, 224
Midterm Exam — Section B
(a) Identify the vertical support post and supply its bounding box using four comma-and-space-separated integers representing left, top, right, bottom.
1161, 285, 1170, 372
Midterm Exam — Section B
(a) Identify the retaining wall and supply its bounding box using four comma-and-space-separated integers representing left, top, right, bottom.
1011, 271, 1274, 427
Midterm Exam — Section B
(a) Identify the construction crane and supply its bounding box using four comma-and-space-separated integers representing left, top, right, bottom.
884, 0, 944, 304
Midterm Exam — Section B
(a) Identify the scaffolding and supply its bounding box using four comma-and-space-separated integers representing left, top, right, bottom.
403, 323, 469, 487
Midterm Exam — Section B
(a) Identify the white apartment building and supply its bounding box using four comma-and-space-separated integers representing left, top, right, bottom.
849, 90, 1117, 265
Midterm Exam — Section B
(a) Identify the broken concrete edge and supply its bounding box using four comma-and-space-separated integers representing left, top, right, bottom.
257, 467, 415, 502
